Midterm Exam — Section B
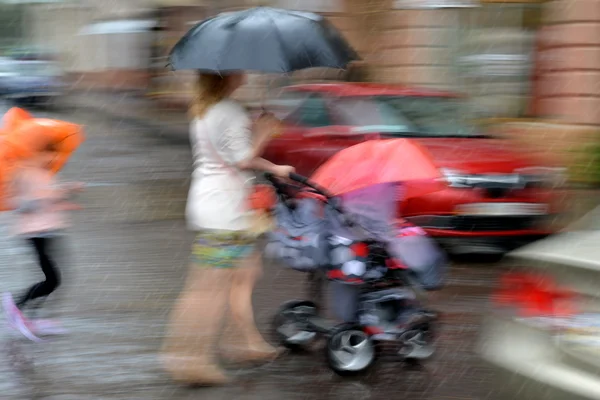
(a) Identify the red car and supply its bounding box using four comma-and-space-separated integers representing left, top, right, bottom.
262, 83, 565, 255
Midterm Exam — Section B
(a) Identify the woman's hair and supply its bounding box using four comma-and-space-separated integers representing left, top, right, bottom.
189, 73, 235, 118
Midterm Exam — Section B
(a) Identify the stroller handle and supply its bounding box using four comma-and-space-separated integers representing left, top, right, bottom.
264, 172, 334, 199
264, 172, 351, 224
264, 172, 370, 231
289, 172, 310, 185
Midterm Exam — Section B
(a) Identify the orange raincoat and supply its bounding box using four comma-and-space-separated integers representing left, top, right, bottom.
0, 107, 85, 211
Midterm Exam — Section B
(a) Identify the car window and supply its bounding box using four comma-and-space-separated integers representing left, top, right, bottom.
285, 94, 332, 128
264, 90, 308, 120
330, 97, 416, 132
378, 96, 477, 136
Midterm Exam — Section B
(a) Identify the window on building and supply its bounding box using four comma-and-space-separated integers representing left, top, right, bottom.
456, 2, 544, 119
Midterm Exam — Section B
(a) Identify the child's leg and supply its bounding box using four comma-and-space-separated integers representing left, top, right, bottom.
17, 237, 61, 310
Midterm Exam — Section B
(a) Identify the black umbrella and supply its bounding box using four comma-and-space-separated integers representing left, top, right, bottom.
168, 7, 359, 73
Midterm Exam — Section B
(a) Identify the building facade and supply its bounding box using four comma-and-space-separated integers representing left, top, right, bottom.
22, 0, 600, 125
24, 0, 158, 90
534, 0, 600, 126
146, 0, 599, 126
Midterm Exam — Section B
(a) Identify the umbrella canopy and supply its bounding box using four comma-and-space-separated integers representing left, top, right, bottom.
310, 139, 445, 200
0, 108, 85, 211
169, 6, 359, 73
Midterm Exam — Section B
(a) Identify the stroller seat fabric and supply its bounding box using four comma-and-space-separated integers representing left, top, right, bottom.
264, 198, 329, 272
358, 288, 418, 331
327, 236, 386, 284
387, 224, 447, 291
265, 178, 447, 328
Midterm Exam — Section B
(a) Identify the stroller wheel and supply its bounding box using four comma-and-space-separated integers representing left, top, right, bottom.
272, 300, 318, 351
398, 322, 436, 362
326, 324, 376, 376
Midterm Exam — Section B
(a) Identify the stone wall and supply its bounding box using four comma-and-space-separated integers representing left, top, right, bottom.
231, 0, 462, 99
26, 1, 158, 92
67, 70, 151, 92
487, 120, 599, 183
25, 3, 94, 72
535, 0, 600, 125
375, 7, 459, 89
64, 0, 597, 130
147, 5, 209, 104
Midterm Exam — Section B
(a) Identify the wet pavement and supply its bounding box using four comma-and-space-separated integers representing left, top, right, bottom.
0, 99, 585, 399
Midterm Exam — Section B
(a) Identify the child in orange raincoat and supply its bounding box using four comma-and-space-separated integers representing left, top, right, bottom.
2, 140, 84, 341
1, 110, 84, 341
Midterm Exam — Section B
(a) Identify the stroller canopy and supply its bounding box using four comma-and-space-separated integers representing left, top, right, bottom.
311, 139, 445, 201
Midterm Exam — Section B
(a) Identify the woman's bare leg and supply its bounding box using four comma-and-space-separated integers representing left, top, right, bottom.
161, 265, 232, 385
221, 250, 279, 361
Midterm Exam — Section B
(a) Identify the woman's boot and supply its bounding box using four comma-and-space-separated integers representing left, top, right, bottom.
161, 266, 232, 385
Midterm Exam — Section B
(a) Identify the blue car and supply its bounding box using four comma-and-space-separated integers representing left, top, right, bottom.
0, 59, 66, 106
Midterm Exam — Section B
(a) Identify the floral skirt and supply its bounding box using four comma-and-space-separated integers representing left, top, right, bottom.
191, 230, 257, 269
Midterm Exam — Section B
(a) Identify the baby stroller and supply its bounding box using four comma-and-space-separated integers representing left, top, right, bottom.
264, 172, 447, 376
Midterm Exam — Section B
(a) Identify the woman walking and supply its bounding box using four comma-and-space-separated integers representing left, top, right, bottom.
160, 72, 294, 386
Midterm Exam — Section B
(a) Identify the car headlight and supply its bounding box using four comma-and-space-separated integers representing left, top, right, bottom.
515, 167, 567, 188
439, 168, 472, 188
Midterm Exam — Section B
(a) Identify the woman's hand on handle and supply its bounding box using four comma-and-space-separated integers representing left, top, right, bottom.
237, 157, 295, 179
272, 165, 295, 179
